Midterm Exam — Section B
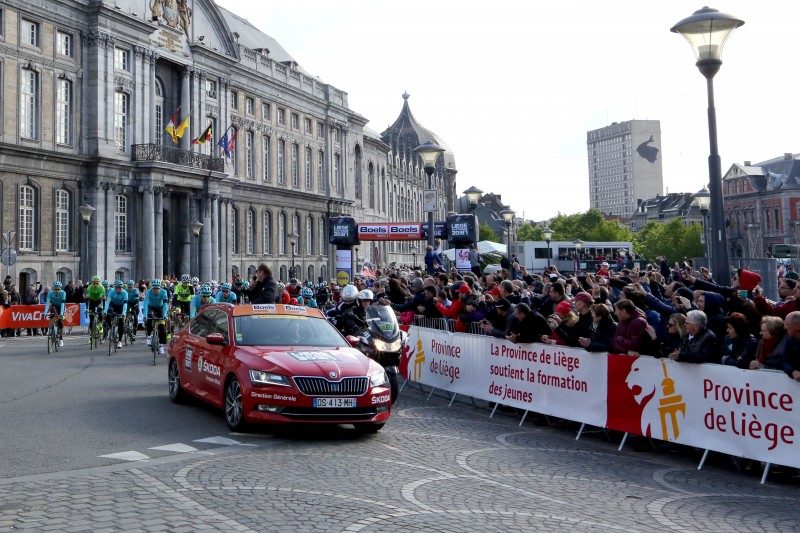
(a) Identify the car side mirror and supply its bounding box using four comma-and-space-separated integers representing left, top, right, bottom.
206, 332, 226, 345
346, 335, 360, 347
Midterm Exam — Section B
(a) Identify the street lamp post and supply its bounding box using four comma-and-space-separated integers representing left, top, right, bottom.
542, 226, 553, 269
410, 244, 418, 269
463, 186, 483, 211
78, 204, 96, 281
414, 142, 445, 247
190, 221, 203, 278
672, 6, 744, 285
288, 232, 299, 280
573, 239, 583, 274
354, 246, 359, 278
692, 185, 711, 261
500, 208, 515, 261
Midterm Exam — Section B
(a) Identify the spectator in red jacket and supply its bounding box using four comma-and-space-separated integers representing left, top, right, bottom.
611, 299, 648, 355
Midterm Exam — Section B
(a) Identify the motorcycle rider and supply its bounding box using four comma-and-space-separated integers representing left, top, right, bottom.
327, 284, 360, 335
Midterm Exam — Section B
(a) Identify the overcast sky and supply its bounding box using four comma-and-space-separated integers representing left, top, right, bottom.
214, 0, 799, 222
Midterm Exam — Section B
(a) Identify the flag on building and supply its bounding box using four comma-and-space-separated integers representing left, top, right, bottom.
191, 123, 213, 145
165, 106, 181, 144
227, 127, 238, 154
174, 115, 190, 143
217, 127, 232, 158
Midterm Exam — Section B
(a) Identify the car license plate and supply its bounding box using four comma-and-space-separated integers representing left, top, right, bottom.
313, 397, 357, 408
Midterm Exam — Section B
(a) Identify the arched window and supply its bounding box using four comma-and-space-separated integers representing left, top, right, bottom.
263, 210, 271, 254
306, 216, 313, 256
154, 78, 164, 145
246, 208, 255, 254
354, 145, 362, 201
368, 163, 375, 208
56, 267, 72, 285
278, 212, 286, 254
18, 185, 36, 251
307, 264, 314, 283
318, 217, 325, 256
55, 189, 70, 252
231, 206, 239, 254
320, 264, 327, 282
115, 194, 128, 252
279, 265, 288, 281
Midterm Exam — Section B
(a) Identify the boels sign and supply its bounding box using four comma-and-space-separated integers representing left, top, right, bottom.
357, 223, 422, 241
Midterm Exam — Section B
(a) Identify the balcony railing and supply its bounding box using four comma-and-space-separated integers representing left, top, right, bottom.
132, 144, 225, 172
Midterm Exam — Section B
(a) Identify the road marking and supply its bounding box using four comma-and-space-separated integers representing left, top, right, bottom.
193, 436, 243, 446
148, 443, 198, 453
98, 451, 150, 461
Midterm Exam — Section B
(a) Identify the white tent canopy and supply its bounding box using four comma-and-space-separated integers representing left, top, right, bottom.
443, 240, 507, 260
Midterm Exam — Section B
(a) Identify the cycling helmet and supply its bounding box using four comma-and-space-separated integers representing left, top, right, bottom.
277, 282, 286, 292
191, 277, 200, 285
113, 279, 124, 288
220, 282, 231, 291
127, 280, 135, 287
357, 289, 374, 301
200, 284, 212, 296
301, 287, 313, 298
52, 281, 63, 289
340, 284, 358, 303
151, 279, 162, 288
289, 278, 299, 285
101, 280, 110, 288
91, 275, 101, 283
180, 274, 190, 283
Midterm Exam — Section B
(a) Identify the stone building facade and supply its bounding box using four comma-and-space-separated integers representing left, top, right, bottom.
0, 0, 455, 288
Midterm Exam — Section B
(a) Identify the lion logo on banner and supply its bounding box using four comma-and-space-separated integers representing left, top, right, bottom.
625, 358, 686, 441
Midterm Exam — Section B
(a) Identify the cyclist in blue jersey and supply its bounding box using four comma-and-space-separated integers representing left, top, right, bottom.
44, 281, 68, 347
300, 287, 318, 308
104, 280, 129, 350
215, 282, 238, 304
143, 279, 170, 355
190, 284, 216, 319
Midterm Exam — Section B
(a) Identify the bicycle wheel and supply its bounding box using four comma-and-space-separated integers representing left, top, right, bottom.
54, 326, 60, 353
108, 328, 114, 356
47, 326, 54, 355
152, 340, 158, 366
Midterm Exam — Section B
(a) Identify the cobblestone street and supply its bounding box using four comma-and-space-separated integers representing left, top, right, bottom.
1, 378, 798, 532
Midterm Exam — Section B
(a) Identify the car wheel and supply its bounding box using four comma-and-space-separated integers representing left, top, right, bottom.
353, 423, 384, 434
225, 377, 247, 431
168, 358, 186, 403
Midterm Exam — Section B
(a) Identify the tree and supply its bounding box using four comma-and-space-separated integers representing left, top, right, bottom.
479, 223, 500, 243
634, 219, 703, 262
516, 223, 543, 241
547, 209, 633, 242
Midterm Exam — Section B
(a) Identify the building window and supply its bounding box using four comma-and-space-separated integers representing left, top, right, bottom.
18, 185, 36, 251
278, 108, 285, 125
231, 207, 239, 254
114, 92, 128, 152
278, 212, 286, 254
114, 48, 129, 71
246, 209, 255, 254
245, 97, 254, 116
56, 78, 72, 145
262, 135, 271, 182
318, 217, 325, 255
20, 68, 38, 139
293, 214, 300, 243
115, 195, 127, 252
230, 127, 238, 175
305, 147, 313, 189
291, 143, 299, 187
263, 210, 271, 254
262, 102, 271, 121
21, 19, 39, 47
304, 118, 312, 134
245, 130, 255, 178
230, 90, 238, 110
368, 164, 375, 208
205, 79, 217, 98
55, 189, 70, 252
291, 113, 299, 130
277, 140, 285, 184
57, 31, 73, 57
318, 150, 324, 190
154, 78, 164, 146
333, 154, 340, 193
306, 216, 313, 256
318, 122, 324, 138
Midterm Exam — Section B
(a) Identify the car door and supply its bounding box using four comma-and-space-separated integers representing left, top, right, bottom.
197, 310, 226, 405
187, 311, 214, 399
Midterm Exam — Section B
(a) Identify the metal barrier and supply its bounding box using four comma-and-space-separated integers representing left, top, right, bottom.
413, 316, 456, 332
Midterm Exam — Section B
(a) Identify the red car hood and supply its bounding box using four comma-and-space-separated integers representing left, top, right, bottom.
236, 345, 375, 377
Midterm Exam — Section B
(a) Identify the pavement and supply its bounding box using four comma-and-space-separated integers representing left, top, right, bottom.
1, 330, 798, 532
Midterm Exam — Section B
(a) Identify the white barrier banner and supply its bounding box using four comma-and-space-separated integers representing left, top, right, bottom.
400, 326, 608, 427
606, 355, 800, 468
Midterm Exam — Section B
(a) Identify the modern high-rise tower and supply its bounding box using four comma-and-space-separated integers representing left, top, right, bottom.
587, 120, 663, 219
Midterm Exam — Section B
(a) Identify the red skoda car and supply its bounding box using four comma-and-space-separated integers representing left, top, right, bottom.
167, 304, 392, 432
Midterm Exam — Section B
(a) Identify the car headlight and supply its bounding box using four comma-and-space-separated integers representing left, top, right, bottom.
372, 338, 402, 352
249, 370, 291, 387
370, 371, 388, 388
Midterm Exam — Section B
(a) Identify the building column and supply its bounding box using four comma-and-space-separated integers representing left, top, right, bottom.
211, 195, 219, 281
180, 68, 191, 151
200, 194, 212, 282
104, 183, 115, 279
85, 183, 102, 280
154, 188, 163, 278
141, 186, 155, 278
179, 193, 191, 276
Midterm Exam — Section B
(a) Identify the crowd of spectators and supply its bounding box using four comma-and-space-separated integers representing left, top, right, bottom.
362, 257, 800, 382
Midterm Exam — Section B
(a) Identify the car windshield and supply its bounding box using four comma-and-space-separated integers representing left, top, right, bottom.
233, 315, 348, 347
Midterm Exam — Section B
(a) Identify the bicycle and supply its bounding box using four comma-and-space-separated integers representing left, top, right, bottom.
107, 313, 122, 356
46, 314, 61, 355
123, 310, 137, 346
147, 316, 168, 366
86, 310, 104, 350
170, 307, 188, 333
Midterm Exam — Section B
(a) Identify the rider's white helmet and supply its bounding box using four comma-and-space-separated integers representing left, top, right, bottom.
357, 289, 374, 302
340, 284, 358, 303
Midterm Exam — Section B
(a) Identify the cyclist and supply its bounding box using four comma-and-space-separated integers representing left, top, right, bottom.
190, 284, 216, 319
300, 287, 318, 308
215, 282, 238, 304
104, 280, 128, 350
191, 277, 200, 295
44, 280, 67, 347
172, 274, 194, 318
143, 278, 169, 355
125, 280, 140, 339
84, 276, 106, 335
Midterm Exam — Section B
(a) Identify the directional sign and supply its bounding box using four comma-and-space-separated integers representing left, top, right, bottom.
2, 231, 15, 246
0, 247, 18, 266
